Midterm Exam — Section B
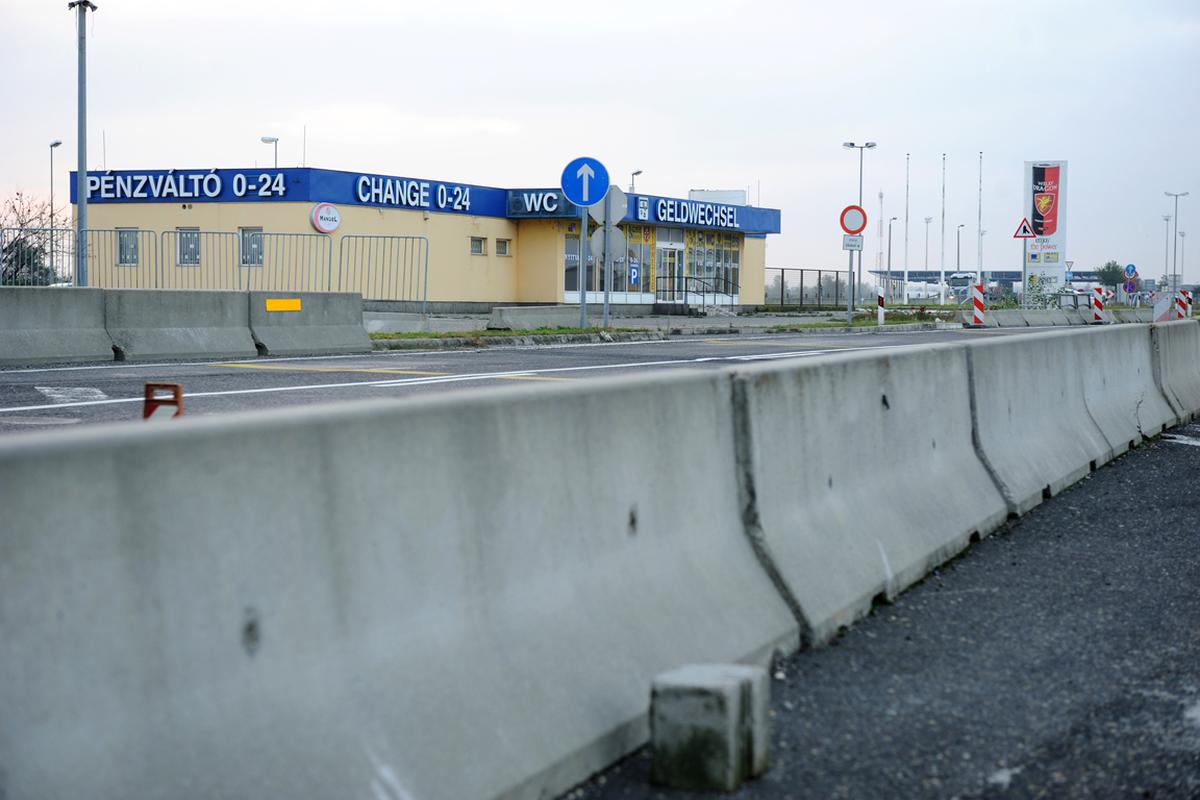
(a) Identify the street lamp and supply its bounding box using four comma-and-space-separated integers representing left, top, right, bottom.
1166, 191, 1189, 290
629, 170, 642, 193
924, 216, 933, 298
49, 140, 62, 278
1164, 214, 1173, 290
886, 216, 897, 301
260, 136, 279, 168
842, 141, 877, 321
956, 223, 965, 272
1181, 231, 1187, 286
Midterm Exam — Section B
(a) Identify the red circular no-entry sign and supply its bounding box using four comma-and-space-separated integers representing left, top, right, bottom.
840, 205, 867, 235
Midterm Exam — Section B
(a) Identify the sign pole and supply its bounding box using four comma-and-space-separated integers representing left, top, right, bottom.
1021, 238, 1027, 310
603, 190, 611, 327
579, 204, 588, 329
846, 250, 854, 325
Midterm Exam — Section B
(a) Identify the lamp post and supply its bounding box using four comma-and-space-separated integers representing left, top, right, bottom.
49, 140, 62, 278
842, 141, 876, 321
629, 170, 642, 193
68, 0, 97, 287
1166, 191, 1189, 291
1164, 214, 1173, 291
939, 153, 946, 304
956, 223, 965, 273
1180, 231, 1187, 285
261, 136, 279, 168
886, 216, 897, 301
924, 216, 933, 299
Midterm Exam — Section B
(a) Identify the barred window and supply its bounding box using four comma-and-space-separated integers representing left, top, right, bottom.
117, 228, 139, 266
176, 227, 200, 266
240, 227, 263, 267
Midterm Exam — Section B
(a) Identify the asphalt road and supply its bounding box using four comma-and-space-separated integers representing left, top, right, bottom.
0, 327, 1023, 434
571, 424, 1200, 800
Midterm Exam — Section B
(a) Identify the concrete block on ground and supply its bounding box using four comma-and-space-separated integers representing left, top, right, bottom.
651, 664, 769, 791
1061, 308, 1090, 325
1076, 324, 1176, 457
249, 291, 371, 356
0, 287, 113, 365
0, 369, 797, 800
732, 344, 1009, 646
1022, 309, 1071, 327
1151, 320, 1200, 421
967, 329, 1111, 515
104, 289, 257, 360
487, 305, 583, 330
992, 309, 1029, 327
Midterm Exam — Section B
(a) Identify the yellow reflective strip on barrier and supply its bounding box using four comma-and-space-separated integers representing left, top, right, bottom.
265, 298, 302, 312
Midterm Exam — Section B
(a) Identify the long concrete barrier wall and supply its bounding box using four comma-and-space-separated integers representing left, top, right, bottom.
105, 289, 259, 360
249, 291, 371, 356
0, 372, 798, 800
0, 287, 113, 365
733, 345, 1008, 645
4, 322, 1200, 800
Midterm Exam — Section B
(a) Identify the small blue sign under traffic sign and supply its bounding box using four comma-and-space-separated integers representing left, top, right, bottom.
561, 156, 609, 207
1125, 263, 1137, 279
1065, 271, 1074, 282
630, 264, 640, 286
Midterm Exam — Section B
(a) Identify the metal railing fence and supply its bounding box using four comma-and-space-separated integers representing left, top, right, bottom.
0, 227, 77, 286
654, 275, 738, 313
158, 230, 242, 290
337, 235, 429, 309
3, 228, 428, 304
83, 229, 159, 289
764, 267, 852, 309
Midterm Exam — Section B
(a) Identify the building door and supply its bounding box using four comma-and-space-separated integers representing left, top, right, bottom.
657, 247, 682, 299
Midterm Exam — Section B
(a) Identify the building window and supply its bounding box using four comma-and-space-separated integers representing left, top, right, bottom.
495, 238, 511, 257
117, 228, 139, 266
470, 236, 487, 256
176, 227, 200, 266
240, 227, 263, 267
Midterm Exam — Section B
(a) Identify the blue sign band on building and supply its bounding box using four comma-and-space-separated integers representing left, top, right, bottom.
71, 167, 781, 234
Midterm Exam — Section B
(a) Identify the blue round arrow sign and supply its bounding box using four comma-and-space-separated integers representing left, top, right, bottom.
1125, 264, 1137, 278
561, 156, 610, 208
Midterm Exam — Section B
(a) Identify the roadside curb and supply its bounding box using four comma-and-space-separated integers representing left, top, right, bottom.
762, 321, 952, 337
371, 330, 669, 350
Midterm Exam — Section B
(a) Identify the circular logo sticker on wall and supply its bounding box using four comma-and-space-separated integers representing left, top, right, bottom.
310, 202, 341, 234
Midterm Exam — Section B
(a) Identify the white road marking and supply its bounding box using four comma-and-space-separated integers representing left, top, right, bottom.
34, 386, 108, 403
0, 340, 938, 416
1161, 434, 1200, 448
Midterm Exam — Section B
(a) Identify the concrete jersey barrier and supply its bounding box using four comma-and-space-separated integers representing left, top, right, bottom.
966, 328, 1112, 515
1021, 309, 1072, 327
249, 291, 371, 355
104, 289, 257, 360
0, 287, 113, 365
0, 373, 797, 800
730, 344, 1008, 646
1151, 320, 1200, 422
487, 305, 583, 330
1075, 324, 1175, 457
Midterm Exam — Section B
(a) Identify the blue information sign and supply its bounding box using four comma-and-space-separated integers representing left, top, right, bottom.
1065, 271, 1074, 282
629, 264, 640, 286
560, 156, 609, 208
1125, 263, 1137, 278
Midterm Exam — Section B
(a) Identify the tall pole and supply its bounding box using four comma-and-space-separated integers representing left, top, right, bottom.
579, 205, 588, 329
877, 191, 884, 271
903, 153, 909, 304
887, 216, 896, 300
1164, 214, 1173, 290
1180, 231, 1187, 286
924, 216, 932, 297
939, 153, 946, 304
856, 148, 864, 312
70, 1, 97, 287
1166, 191, 1189, 291
977, 151, 983, 284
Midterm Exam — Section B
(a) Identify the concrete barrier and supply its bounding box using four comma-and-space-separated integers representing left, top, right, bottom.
249, 291, 371, 355
992, 309, 1028, 328
966, 328, 1111, 515
0, 372, 797, 800
731, 345, 1008, 646
0, 287, 114, 365
1151, 320, 1200, 422
105, 289, 257, 360
1061, 307, 1090, 325
1076, 324, 1175, 457
488, 305, 583, 330
1022, 309, 1071, 327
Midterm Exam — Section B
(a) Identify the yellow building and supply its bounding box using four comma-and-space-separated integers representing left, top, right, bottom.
70, 167, 781, 308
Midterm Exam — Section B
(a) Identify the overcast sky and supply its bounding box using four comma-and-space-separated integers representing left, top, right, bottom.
2, 0, 1197, 279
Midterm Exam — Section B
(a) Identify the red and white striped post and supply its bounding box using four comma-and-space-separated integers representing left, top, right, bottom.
1092, 286, 1105, 324
877, 287, 885, 327
1180, 289, 1193, 318
971, 283, 985, 326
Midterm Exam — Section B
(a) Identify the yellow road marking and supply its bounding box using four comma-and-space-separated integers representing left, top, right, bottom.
213, 362, 447, 376
264, 298, 302, 312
